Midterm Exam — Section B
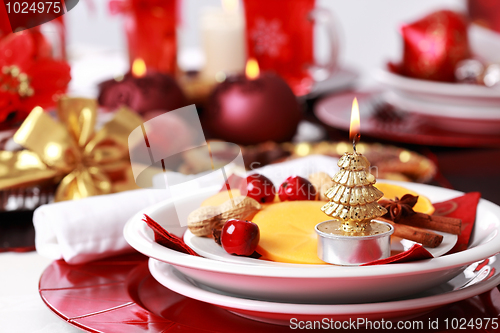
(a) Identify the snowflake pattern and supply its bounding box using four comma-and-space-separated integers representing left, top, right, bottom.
250, 18, 288, 57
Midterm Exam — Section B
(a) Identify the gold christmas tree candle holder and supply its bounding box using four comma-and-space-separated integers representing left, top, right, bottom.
315, 98, 394, 265
321, 150, 387, 235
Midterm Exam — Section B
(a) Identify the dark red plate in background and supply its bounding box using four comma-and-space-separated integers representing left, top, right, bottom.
315, 91, 500, 148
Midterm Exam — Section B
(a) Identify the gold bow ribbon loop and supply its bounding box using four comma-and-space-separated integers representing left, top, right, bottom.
0, 97, 143, 201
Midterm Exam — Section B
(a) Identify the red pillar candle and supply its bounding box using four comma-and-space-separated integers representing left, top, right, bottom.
204, 59, 301, 145
98, 58, 186, 114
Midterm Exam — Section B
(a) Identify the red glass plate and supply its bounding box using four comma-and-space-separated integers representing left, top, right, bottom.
39, 253, 500, 332
315, 91, 500, 148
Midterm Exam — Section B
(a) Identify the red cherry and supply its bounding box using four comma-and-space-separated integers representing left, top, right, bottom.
278, 176, 317, 201
239, 173, 276, 203
221, 219, 260, 256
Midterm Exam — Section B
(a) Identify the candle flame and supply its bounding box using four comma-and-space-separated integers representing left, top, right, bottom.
246, 58, 260, 80
132, 58, 147, 78
222, 0, 238, 13
349, 97, 360, 144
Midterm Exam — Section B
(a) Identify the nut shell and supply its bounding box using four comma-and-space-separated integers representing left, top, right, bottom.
187, 196, 261, 236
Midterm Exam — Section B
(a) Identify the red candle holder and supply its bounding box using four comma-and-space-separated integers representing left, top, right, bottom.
110, 0, 179, 75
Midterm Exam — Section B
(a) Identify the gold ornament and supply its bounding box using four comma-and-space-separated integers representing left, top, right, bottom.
0, 97, 143, 201
0, 65, 34, 97
321, 151, 387, 233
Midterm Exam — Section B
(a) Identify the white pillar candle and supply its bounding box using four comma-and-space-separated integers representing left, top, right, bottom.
200, 0, 246, 83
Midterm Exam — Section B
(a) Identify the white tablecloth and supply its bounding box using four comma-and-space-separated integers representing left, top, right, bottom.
0, 252, 82, 332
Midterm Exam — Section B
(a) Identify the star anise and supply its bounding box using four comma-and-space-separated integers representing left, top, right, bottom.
379, 194, 419, 222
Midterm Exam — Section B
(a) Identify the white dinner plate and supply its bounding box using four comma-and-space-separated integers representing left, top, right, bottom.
124, 178, 500, 304
373, 68, 500, 107
183, 228, 457, 266
149, 256, 500, 326
383, 91, 500, 121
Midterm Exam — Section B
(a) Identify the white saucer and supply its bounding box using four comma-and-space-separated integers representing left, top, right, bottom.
149, 256, 500, 326
373, 68, 500, 107
383, 90, 500, 121
381, 91, 500, 134
183, 228, 457, 266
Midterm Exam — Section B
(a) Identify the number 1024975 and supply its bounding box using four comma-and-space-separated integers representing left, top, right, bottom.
5, 2, 62, 14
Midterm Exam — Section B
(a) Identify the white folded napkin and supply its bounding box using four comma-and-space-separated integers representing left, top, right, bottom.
33, 189, 169, 264
34, 155, 339, 264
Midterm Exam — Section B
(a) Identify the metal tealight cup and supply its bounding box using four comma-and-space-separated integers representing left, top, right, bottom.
315, 219, 394, 266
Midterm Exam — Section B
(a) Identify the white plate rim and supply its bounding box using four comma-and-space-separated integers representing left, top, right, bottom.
373, 68, 500, 99
383, 91, 500, 120
124, 180, 500, 279
149, 258, 500, 315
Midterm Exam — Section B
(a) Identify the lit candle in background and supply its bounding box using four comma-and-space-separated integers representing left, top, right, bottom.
204, 59, 301, 145
98, 58, 187, 114
131, 58, 147, 78
245, 58, 259, 80
200, 0, 246, 84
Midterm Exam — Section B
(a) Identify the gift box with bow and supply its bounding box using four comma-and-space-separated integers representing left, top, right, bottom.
0, 97, 142, 209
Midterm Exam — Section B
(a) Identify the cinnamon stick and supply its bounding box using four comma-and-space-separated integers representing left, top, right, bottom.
379, 194, 462, 235
379, 217, 443, 248
397, 213, 461, 235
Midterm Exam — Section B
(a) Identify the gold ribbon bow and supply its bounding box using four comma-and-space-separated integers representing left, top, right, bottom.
0, 97, 143, 201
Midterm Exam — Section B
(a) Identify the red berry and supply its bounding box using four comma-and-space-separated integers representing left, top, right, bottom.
278, 176, 317, 201
221, 219, 260, 256
239, 173, 276, 203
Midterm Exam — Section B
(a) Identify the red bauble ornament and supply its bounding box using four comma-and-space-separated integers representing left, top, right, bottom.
221, 219, 260, 256
239, 173, 276, 204
278, 176, 316, 201
204, 73, 301, 145
393, 10, 471, 82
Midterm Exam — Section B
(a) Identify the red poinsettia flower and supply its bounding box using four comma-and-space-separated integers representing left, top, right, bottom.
0, 30, 71, 129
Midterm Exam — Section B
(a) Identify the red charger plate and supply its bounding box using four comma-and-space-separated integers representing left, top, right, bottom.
315, 91, 500, 148
39, 253, 500, 332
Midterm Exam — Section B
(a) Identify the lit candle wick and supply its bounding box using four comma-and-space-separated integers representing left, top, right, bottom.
349, 97, 360, 153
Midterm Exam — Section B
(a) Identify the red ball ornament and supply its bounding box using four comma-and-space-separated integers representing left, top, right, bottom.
204, 72, 301, 145
239, 173, 276, 204
278, 176, 316, 201
393, 10, 471, 82
221, 219, 260, 256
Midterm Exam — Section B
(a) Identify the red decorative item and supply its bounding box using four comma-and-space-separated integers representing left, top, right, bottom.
143, 214, 199, 256
0, 31, 70, 128
109, 0, 179, 75
363, 244, 433, 266
239, 174, 275, 204
204, 73, 301, 145
278, 176, 316, 201
468, 0, 500, 34
221, 219, 260, 256
97, 71, 187, 114
433, 191, 481, 254
220, 174, 244, 192
243, 0, 315, 95
391, 10, 471, 82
